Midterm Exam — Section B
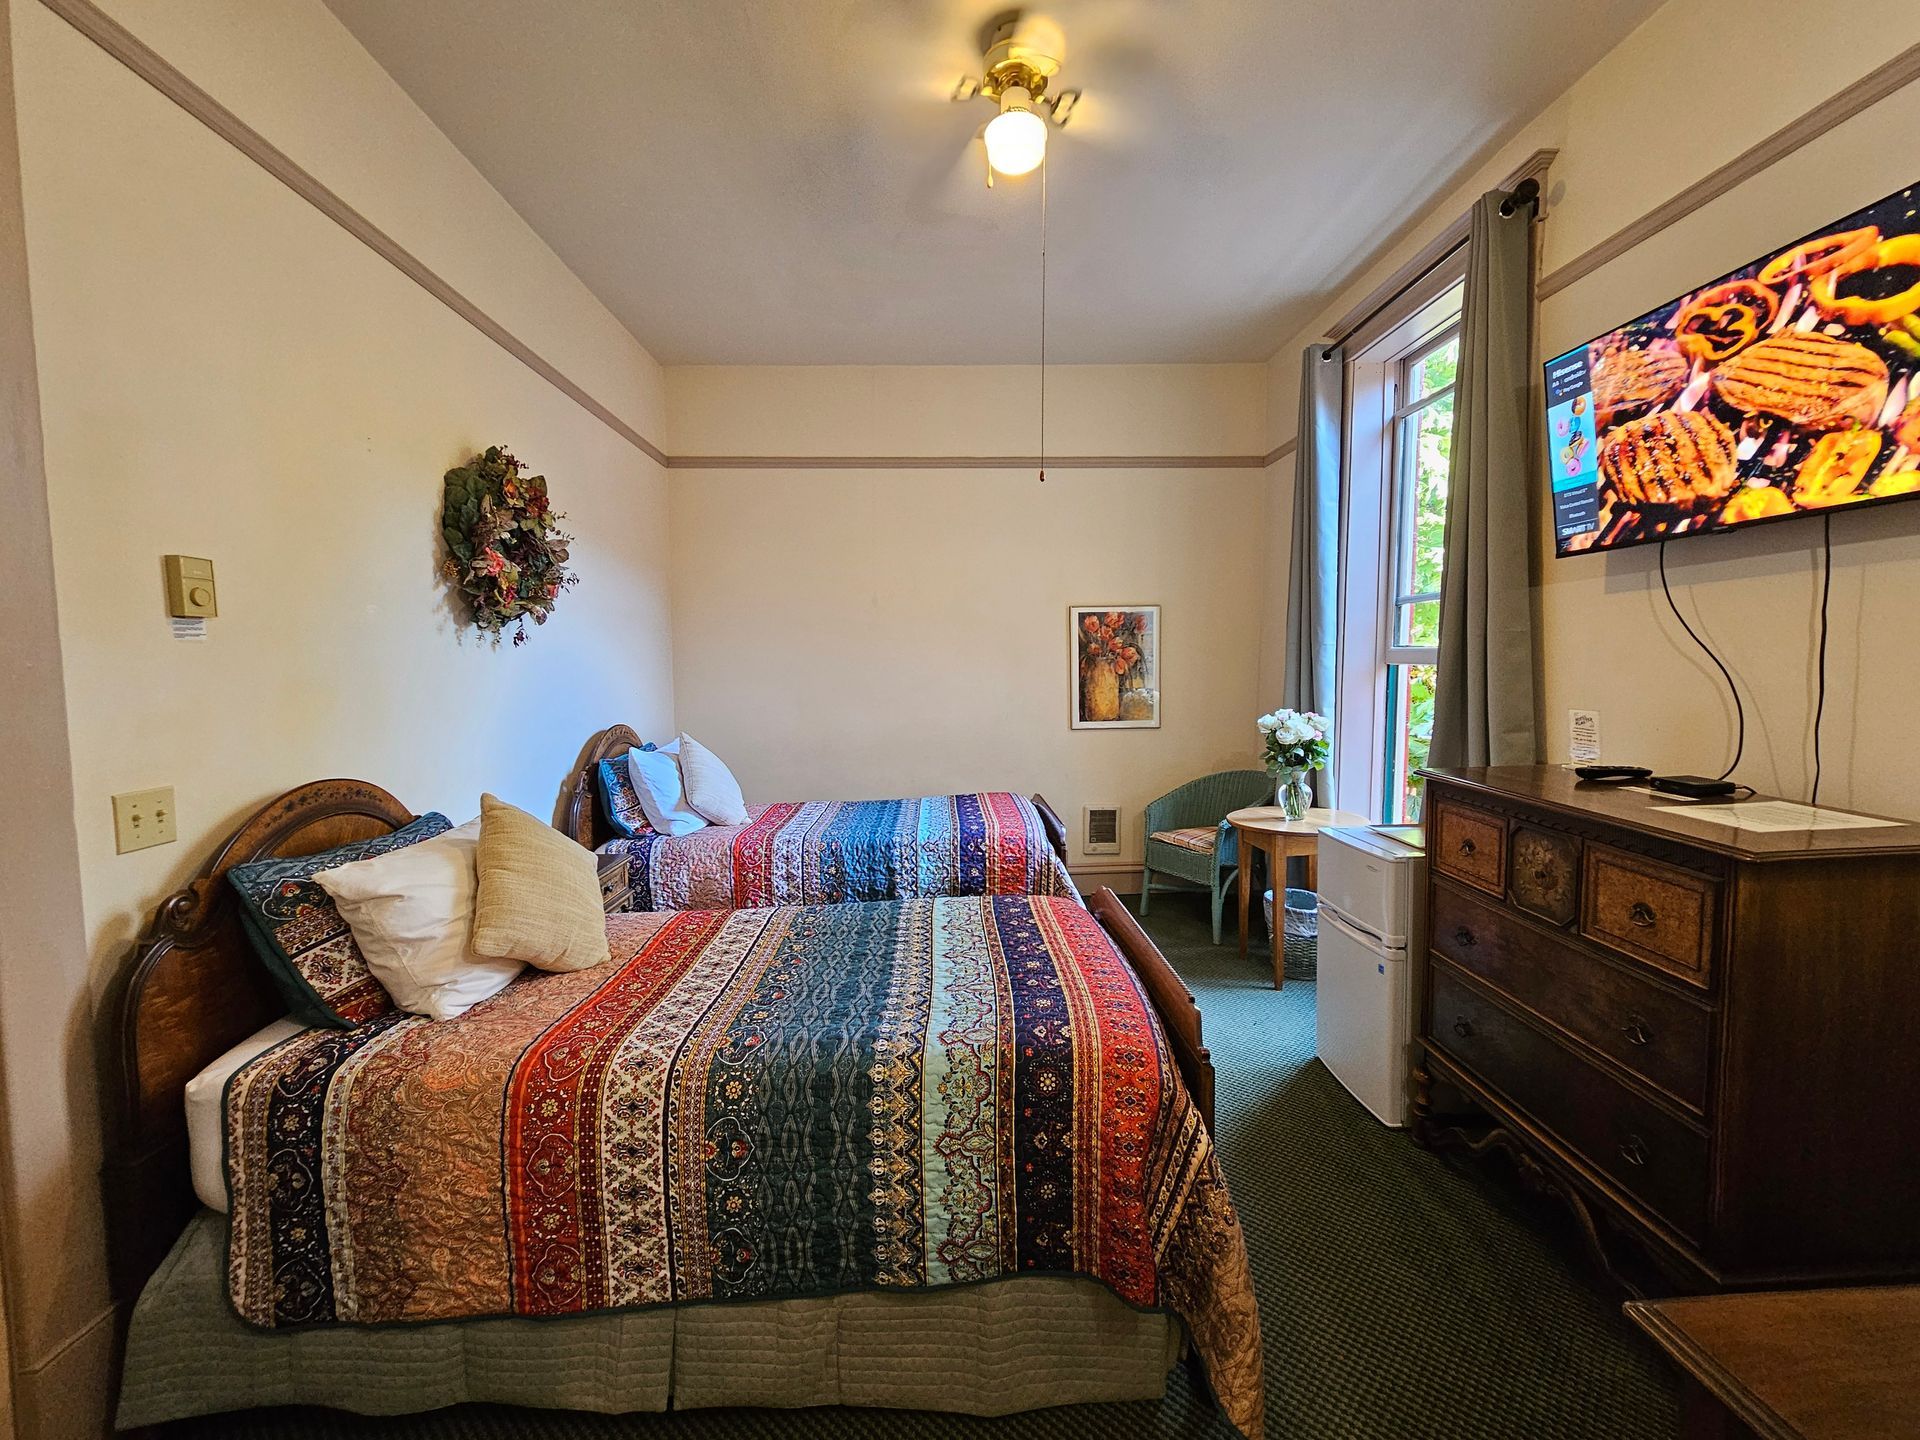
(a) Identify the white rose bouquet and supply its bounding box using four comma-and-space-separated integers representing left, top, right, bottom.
1257, 708, 1331, 776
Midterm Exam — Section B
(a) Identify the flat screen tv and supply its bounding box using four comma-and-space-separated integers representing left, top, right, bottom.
1546, 180, 1920, 557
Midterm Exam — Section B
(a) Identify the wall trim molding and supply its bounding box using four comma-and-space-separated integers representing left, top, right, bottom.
1261, 41, 1920, 452
38, 0, 673, 467
12, 1301, 112, 1378
72, 0, 1913, 466
1068, 861, 1144, 893
666, 453, 1267, 471
44, 0, 1920, 466
1538, 41, 1920, 300
10, 1301, 117, 1436
35, 0, 1278, 477
1261, 437, 1297, 469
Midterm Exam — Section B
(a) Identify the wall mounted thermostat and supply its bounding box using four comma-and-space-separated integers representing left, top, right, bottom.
163, 555, 217, 618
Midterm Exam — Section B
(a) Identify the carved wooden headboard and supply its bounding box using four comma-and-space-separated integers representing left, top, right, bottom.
103, 778, 417, 1299
557, 723, 646, 849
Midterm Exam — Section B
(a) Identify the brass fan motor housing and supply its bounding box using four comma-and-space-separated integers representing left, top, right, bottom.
981, 39, 1059, 103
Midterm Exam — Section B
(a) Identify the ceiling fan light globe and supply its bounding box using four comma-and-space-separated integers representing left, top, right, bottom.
984, 99, 1047, 177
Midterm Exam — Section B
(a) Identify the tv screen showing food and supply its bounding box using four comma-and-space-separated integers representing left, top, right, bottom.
1546, 180, 1920, 557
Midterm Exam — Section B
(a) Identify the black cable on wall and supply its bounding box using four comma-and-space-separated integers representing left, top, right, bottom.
1810, 515, 1833, 806
1658, 539, 1744, 784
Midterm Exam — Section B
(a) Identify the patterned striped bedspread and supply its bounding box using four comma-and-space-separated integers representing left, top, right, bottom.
224, 898, 1263, 1438
600, 793, 1077, 909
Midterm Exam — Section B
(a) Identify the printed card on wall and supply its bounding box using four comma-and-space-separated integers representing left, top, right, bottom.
1070, 605, 1160, 729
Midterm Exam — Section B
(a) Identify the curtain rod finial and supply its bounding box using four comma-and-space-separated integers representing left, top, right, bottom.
1500, 177, 1541, 218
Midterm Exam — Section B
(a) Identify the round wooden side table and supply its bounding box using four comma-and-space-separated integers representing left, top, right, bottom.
1225, 806, 1368, 988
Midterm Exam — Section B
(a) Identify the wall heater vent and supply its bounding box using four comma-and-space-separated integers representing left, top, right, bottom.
1083, 806, 1121, 856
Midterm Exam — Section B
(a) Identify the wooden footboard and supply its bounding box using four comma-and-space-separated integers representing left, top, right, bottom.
1088, 887, 1215, 1134
1030, 793, 1070, 870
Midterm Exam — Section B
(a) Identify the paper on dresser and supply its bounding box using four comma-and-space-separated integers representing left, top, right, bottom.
1652, 800, 1900, 832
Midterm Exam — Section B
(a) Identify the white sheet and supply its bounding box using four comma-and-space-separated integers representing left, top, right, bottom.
1651, 800, 1901, 832
184, 1017, 305, 1212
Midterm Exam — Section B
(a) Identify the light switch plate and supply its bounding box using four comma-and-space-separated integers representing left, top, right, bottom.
163, 555, 217, 618
112, 787, 177, 854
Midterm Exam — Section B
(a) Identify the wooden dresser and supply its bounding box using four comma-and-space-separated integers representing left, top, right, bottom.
1415, 767, 1920, 1292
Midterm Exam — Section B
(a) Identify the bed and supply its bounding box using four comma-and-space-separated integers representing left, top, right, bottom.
107, 779, 1259, 1435
559, 724, 1079, 909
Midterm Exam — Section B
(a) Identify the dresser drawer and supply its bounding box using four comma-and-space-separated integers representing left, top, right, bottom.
1431, 799, 1507, 897
1431, 882, 1713, 1110
1581, 844, 1718, 987
1507, 823, 1579, 927
1429, 964, 1710, 1240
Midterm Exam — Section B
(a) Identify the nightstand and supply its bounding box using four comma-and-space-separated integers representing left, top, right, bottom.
597, 851, 633, 914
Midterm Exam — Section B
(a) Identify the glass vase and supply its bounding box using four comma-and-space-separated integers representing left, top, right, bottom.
1277, 769, 1313, 821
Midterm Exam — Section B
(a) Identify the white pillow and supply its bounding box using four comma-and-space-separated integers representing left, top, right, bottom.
678, 733, 749, 826
627, 744, 708, 836
314, 817, 523, 1020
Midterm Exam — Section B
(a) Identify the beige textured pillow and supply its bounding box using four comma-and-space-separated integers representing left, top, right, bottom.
471, 793, 611, 973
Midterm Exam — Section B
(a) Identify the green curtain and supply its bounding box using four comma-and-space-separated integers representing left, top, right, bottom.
1283, 342, 1344, 806
1429, 188, 1540, 770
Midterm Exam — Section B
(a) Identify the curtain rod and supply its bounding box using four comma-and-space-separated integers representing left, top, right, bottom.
1322, 164, 1550, 351
1323, 234, 1469, 352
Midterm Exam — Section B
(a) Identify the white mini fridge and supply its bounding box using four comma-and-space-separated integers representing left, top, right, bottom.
1314, 824, 1426, 1127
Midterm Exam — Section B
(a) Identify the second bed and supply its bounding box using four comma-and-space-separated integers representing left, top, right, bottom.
561, 724, 1079, 909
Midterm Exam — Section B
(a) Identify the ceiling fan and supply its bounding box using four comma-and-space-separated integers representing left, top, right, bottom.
949, 10, 1080, 185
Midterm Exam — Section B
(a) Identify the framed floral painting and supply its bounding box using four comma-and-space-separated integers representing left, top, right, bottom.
1070, 605, 1160, 729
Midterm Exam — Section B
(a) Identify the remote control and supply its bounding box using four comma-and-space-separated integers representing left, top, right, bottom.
1574, 765, 1652, 782
1647, 774, 1737, 799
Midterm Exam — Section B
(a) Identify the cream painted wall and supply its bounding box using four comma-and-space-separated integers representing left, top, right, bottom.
6, 2, 671, 1432
97, 0, 668, 448
1262, 0, 1920, 820
667, 365, 1269, 873
0, 0, 68, 1431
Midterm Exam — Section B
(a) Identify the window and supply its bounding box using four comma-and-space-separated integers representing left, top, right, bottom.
1333, 270, 1464, 825
1380, 327, 1456, 823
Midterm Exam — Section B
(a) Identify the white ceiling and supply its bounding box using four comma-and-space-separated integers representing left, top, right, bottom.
322, 0, 1661, 365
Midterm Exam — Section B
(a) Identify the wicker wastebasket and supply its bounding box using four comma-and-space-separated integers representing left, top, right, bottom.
1262, 887, 1319, 980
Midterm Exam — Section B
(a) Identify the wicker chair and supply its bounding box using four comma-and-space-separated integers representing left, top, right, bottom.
1139, 770, 1275, 944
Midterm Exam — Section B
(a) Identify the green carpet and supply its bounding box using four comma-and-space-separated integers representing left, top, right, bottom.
173, 894, 1679, 1439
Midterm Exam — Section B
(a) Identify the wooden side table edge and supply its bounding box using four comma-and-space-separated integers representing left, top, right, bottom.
1624, 1301, 1801, 1440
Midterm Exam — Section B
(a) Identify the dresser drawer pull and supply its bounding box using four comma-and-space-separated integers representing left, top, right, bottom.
1451, 1017, 1474, 1039
1628, 901, 1658, 928
1621, 1017, 1654, 1047
1618, 1135, 1650, 1168
1458, 838, 1477, 857
1453, 926, 1477, 948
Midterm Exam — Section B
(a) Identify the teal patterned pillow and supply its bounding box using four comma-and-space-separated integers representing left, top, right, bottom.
227, 813, 452, 1028
596, 746, 656, 839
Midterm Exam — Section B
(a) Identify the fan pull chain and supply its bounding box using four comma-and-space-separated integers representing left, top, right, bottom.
1039, 158, 1048, 482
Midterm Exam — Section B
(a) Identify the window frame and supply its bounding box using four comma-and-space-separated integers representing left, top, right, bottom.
1380, 321, 1457, 671
1332, 259, 1466, 824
